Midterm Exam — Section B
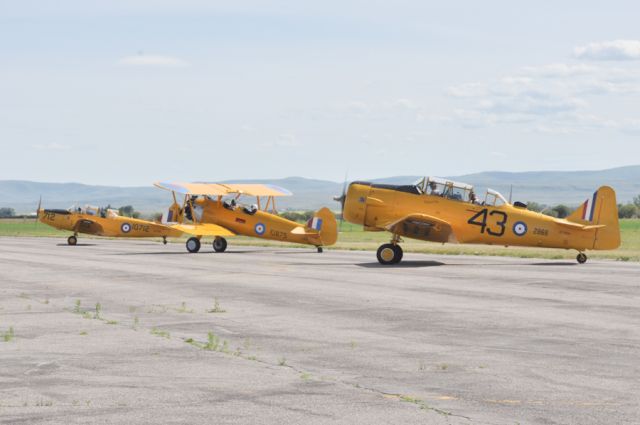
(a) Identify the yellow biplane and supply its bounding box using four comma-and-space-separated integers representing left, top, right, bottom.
37, 202, 183, 245
154, 182, 337, 253
337, 177, 620, 265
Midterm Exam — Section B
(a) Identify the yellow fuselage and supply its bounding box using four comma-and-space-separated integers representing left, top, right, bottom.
39, 209, 183, 238
192, 198, 326, 246
344, 183, 619, 251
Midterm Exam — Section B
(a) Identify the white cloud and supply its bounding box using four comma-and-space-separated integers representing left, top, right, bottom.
117, 54, 190, 67
32, 143, 70, 150
574, 40, 640, 61
521, 63, 595, 77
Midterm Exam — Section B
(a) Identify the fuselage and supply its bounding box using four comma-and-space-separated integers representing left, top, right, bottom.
344, 182, 619, 251
39, 209, 183, 238
191, 197, 323, 246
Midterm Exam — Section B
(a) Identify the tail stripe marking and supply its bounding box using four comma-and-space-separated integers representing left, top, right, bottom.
581, 191, 598, 222
311, 217, 323, 231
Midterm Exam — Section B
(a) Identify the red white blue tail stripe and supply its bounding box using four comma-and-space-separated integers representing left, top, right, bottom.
581, 191, 598, 222
310, 217, 323, 231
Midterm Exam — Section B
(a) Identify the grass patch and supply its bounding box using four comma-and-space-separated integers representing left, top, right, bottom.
151, 328, 170, 339
176, 302, 193, 313
2, 327, 15, 342
207, 298, 226, 313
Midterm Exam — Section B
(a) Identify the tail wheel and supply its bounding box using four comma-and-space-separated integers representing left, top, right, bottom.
577, 253, 587, 264
317, 247, 323, 253
213, 237, 227, 253
67, 236, 78, 246
186, 237, 201, 253
162, 237, 167, 245
377, 243, 403, 265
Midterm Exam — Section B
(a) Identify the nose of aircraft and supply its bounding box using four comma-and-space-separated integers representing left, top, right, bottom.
342, 182, 371, 225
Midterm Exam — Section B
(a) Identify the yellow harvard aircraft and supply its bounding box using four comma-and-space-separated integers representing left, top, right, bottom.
37, 202, 183, 245
337, 177, 620, 265
154, 182, 337, 253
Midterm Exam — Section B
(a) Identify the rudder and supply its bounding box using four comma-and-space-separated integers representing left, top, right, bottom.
306, 207, 338, 246
567, 186, 620, 250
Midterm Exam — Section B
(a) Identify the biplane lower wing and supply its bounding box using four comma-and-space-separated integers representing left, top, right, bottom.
170, 223, 236, 237
385, 214, 456, 243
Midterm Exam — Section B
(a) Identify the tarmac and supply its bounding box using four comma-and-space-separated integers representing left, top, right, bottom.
0, 237, 638, 424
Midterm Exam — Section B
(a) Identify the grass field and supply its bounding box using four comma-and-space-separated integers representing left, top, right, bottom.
2, 218, 639, 261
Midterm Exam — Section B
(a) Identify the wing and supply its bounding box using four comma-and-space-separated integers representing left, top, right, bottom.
73, 218, 104, 235
222, 184, 292, 197
154, 182, 292, 197
384, 214, 457, 243
154, 182, 230, 196
169, 223, 235, 237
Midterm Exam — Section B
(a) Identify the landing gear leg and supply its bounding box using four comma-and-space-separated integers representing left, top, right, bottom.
577, 252, 587, 264
317, 246, 323, 253
162, 236, 167, 245
67, 234, 78, 246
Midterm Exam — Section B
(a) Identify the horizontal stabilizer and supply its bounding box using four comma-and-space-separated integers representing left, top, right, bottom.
556, 220, 606, 230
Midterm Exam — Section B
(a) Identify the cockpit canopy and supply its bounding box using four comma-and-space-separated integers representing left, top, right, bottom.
68, 205, 120, 218
413, 177, 509, 206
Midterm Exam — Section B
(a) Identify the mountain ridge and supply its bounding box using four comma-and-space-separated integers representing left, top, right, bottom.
2, 166, 639, 213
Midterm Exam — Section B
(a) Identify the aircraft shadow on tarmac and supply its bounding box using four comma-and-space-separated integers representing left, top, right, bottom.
356, 260, 445, 268
56, 243, 97, 247
109, 249, 271, 256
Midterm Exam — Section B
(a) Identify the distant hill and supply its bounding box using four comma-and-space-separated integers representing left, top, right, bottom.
1, 166, 639, 214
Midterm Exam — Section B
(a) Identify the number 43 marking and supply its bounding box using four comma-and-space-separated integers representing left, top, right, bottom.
467, 209, 507, 236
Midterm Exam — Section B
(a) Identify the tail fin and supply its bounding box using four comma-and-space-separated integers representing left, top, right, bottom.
567, 186, 620, 250
306, 207, 338, 246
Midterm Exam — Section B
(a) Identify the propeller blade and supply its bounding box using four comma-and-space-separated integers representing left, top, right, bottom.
333, 171, 349, 230
35, 196, 42, 227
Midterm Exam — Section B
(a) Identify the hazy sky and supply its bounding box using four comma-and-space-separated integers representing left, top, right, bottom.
2, 1, 639, 185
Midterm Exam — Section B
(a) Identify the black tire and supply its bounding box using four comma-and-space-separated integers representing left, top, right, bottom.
577, 253, 587, 264
377, 243, 401, 265
317, 246, 323, 253
162, 237, 167, 245
213, 237, 227, 253
67, 236, 77, 246
186, 237, 201, 253
392, 244, 403, 264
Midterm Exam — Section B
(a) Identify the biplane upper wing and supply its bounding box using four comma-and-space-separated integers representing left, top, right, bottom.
222, 184, 292, 197
384, 213, 457, 243
154, 182, 230, 196
154, 182, 292, 197
169, 223, 236, 237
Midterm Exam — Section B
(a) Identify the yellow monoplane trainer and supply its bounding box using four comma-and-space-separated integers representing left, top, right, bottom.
154, 182, 337, 253
37, 202, 183, 245
336, 177, 620, 265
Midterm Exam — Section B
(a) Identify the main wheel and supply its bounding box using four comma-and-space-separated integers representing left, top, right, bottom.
213, 237, 227, 253
377, 243, 402, 265
186, 237, 201, 253
67, 235, 78, 246
392, 244, 403, 264
577, 253, 587, 264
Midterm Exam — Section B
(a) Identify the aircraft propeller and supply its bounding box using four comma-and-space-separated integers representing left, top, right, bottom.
333, 172, 349, 229
35, 196, 42, 228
